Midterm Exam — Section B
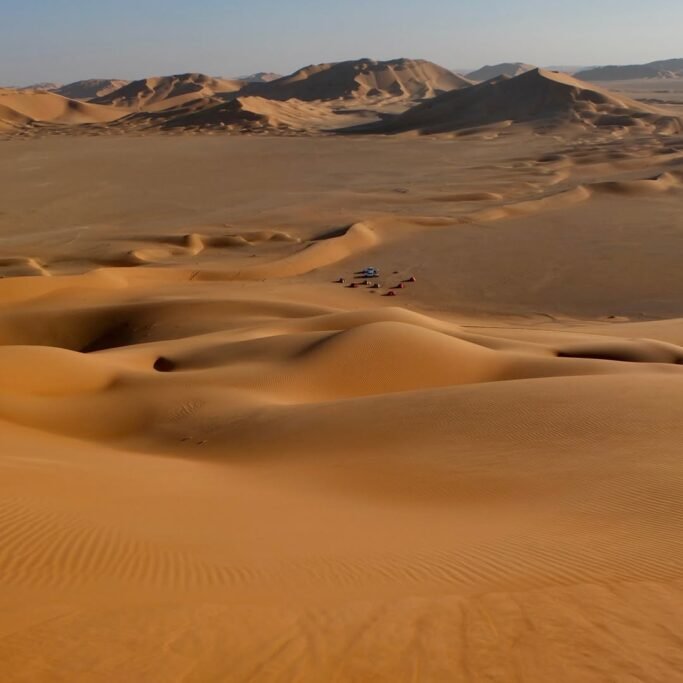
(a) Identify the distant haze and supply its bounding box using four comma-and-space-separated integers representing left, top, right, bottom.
2, 0, 683, 86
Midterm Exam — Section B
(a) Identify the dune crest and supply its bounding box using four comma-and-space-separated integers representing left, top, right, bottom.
466, 62, 536, 81
238, 71, 282, 83
91, 73, 244, 111
242, 58, 473, 102
55, 79, 130, 100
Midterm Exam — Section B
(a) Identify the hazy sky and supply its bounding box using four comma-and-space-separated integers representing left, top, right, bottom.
3, 0, 682, 85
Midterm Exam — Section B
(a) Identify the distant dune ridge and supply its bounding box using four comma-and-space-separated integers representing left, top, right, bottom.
466, 62, 536, 81
19, 82, 62, 91
55, 79, 130, 100
343, 68, 683, 135
241, 58, 473, 101
91, 73, 244, 111
576, 58, 683, 81
0, 88, 128, 131
238, 72, 283, 83
4, 57, 683, 137
69, 58, 479, 134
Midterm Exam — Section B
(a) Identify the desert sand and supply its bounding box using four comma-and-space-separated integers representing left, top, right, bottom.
1, 65, 683, 682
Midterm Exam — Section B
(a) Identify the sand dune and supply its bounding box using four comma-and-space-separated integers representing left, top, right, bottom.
2, 60, 474, 136
242, 58, 472, 102
139, 95, 371, 133
2, 286, 683, 437
0, 103, 32, 131
0, 257, 49, 277
0, 88, 128, 130
466, 62, 536, 81
576, 57, 683, 81
91, 73, 244, 111
238, 71, 283, 83
55, 79, 130, 100
343, 68, 683, 135
5, 59, 683, 140
18, 82, 61, 91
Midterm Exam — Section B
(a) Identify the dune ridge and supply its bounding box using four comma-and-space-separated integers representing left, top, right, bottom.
143, 95, 361, 133
55, 79, 130, 100
241, 58, 473, 102
466, 62, 536, 81
576, 57, 683, 81
1, 277, 683, 442
342, 68, 683, 135
8, 61, 683, 139
237, 71, 283, 83
91, 73, 244, 111
0, 88, 127, 130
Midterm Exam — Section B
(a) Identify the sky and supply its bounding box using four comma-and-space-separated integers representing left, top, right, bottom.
2, 0, 683, 86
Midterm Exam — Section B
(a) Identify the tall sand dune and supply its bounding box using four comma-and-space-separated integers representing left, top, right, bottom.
55, 79, 130, 100
466, 62, 536, 81
237, 71, 282, 83
341, 68, 683, 135
242, 58, 473, 102
91, 73, 244, 111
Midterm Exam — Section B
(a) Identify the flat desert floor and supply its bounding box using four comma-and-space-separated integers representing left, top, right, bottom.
1, 132, 682, 682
